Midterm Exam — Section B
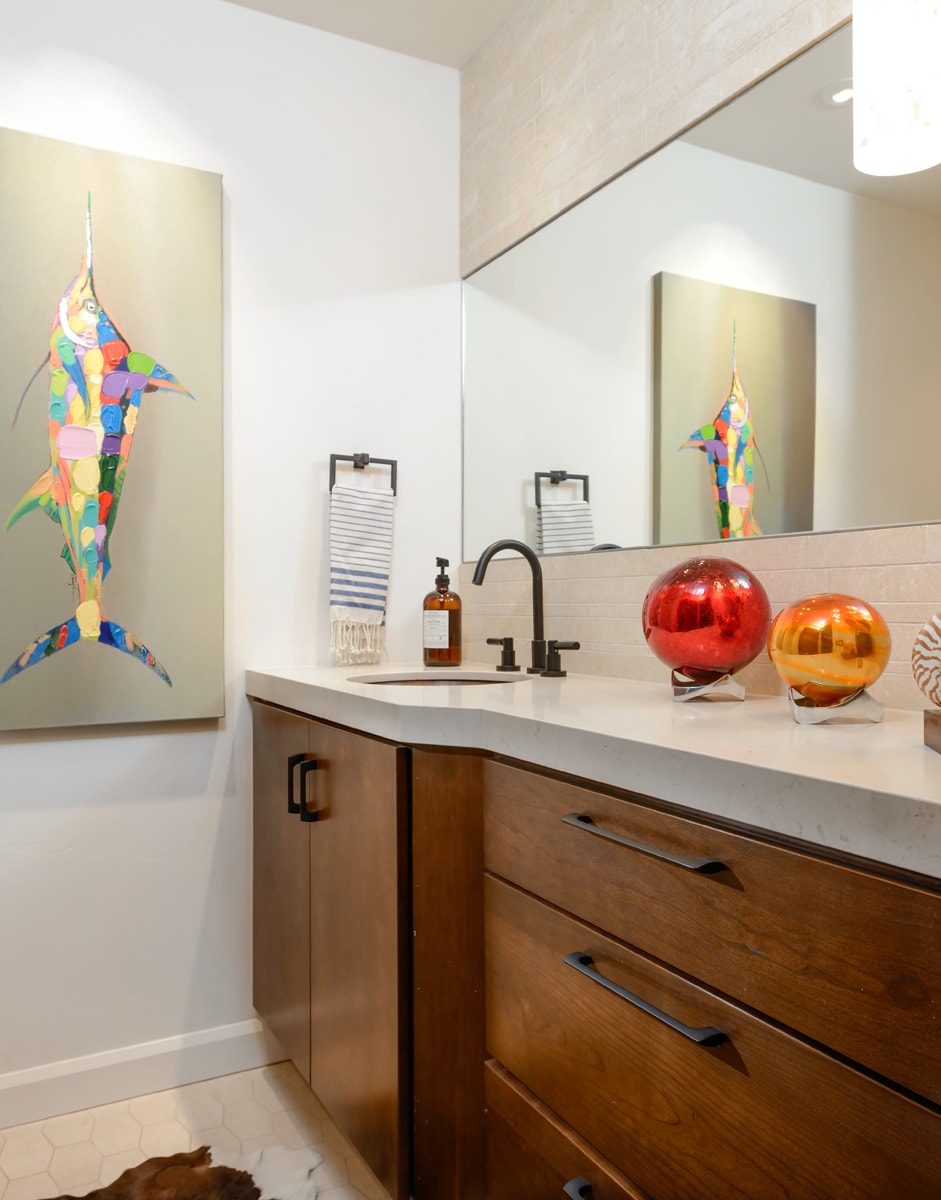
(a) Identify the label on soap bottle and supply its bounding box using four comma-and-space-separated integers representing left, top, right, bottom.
423, 610, 449, 648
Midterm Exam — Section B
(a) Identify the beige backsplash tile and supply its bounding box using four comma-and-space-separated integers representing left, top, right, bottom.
460, 524, 940, 711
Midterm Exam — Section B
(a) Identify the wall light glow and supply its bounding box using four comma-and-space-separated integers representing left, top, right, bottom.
853, 0, 941, 176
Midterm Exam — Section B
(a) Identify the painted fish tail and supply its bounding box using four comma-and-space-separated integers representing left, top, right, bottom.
1, 618, 82, 683
1, 615, 172, 686
99, 620, 172, 685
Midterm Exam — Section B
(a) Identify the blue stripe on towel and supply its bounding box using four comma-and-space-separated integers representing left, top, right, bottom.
329, 485, 395, 658
331, 567, 390, 581
329, 597, 387, 612
331, 580, 387, 593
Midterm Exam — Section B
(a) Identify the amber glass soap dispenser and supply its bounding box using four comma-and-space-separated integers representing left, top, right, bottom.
423, 557, 462, 666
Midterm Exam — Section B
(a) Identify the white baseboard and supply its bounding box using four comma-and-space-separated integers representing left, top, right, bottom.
0, 1018, 286, 1129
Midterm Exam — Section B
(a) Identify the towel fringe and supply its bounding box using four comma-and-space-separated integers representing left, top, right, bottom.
331, 618, 385, 665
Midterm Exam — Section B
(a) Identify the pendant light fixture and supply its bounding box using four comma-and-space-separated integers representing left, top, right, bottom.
853, 0, 941, 176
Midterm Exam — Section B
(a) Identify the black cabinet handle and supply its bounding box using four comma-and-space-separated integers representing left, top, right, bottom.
298, 759, 319, 822
286, 753, 307, 814
562, 812, 726, 874
563, 1179, 593, 1199
564, 952, 728, 1047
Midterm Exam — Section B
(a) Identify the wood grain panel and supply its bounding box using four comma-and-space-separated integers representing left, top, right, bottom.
251, 701, 311, 1082
485, 1060, 650, 1200
483, 758, 941, 1103
411, 748, 486, 1200
485, 874, 941, 1200
307, 723, 409, 1199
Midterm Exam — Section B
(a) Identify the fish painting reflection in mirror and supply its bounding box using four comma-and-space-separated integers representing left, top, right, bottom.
653, 271, 816, 548
681, 325, 766, 539
4, 197, 192, 686
0, 126, 224, 732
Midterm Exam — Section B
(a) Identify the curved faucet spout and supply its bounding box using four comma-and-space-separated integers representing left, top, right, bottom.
472, 539, 546, 672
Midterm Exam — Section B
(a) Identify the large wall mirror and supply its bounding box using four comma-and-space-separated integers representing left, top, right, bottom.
462, 23, 941, 561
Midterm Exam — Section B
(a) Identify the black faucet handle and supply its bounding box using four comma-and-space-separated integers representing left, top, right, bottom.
542, 640, 580, 677
486, 636, 521, 672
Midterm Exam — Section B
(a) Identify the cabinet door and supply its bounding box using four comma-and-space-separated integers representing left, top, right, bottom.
307, 720, 409, 1200
252, 701, 312, 1081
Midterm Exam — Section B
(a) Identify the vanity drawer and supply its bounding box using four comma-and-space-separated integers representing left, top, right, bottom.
484, 1060, 648, 1200
485, 874, 941, 1200
483, 759, 941, 1103
485, 1059, 648, 1200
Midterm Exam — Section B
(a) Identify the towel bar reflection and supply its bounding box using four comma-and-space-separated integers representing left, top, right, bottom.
329, 452, 398, 495
535, 470, 588, 506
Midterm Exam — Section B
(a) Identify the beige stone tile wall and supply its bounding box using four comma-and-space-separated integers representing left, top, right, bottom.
462, 0, 852, 275
458, 524, 941, 713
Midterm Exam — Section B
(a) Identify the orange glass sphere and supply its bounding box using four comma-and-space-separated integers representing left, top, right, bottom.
767, 593, 891, 706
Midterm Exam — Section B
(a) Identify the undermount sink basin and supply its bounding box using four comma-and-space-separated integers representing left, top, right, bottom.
348, 671, 528, 686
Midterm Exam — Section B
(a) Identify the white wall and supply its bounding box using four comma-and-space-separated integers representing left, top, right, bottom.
0, 0, 460, 1124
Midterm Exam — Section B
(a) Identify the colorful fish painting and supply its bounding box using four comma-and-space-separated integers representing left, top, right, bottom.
681, 325, 765, 539
3, 198, 192, 685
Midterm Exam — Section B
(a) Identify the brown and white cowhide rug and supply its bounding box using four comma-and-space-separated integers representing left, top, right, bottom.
53, 1145, 323, 1200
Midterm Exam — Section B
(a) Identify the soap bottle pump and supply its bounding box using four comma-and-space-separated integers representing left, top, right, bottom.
423, 557, 462, 667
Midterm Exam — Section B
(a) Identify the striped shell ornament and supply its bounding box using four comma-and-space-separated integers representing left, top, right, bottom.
912, 612, 941, 707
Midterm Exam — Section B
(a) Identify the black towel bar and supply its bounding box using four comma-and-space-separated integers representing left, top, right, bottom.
535, 470, 588, 507
329, 453, 397, 495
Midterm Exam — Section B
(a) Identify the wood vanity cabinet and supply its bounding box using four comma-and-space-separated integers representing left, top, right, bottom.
251, 700, 409, 1199
482, 758, 941, 1200
251, 691, 941, 1200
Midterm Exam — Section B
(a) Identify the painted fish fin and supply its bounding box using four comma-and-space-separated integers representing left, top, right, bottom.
5, 468, 57, 531
127, 351, 196, 402
149, 363, 195, 400
1, 616, 171, 686
680, 423, 713, 452
11, 352, 51, 429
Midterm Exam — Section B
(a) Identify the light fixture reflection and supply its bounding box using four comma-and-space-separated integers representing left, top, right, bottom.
853, 0, 941, 176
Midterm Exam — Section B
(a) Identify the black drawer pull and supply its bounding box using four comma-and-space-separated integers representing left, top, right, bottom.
563, 1179, 593, 1199
564, 951, 728, 1047
299, 759, 320, 822
286, 753, 307, 814
562, 812, 726, 874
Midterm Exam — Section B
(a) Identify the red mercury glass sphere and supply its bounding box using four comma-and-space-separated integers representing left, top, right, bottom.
642, 557, 772, 682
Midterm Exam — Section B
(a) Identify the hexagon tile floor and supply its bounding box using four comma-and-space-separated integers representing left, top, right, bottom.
0, 1062, 392, 1200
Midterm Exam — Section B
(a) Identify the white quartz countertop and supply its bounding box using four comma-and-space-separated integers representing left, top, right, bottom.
245, 663, 941, 881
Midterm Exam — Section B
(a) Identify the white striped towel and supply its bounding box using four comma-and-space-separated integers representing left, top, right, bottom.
537, 499, 596, 555
329, 484, 395, 664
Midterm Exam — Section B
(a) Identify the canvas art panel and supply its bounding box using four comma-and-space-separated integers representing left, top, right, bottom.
0, 127, 223, 731
653, 272, 816, 546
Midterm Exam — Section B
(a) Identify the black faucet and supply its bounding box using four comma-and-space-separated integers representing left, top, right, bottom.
472, 539, 546, 673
